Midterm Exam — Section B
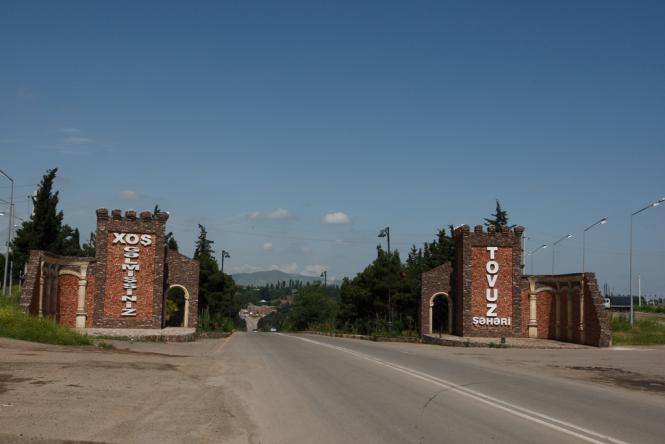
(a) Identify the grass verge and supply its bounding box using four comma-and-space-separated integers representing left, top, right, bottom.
612, 317, 665, 345
0, 293, 91, 346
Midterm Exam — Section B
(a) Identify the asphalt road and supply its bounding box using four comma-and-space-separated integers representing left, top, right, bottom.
2, 333, 664, 443
224, 332, 665, 444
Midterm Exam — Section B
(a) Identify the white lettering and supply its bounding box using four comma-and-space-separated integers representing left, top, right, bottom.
112, 232, 125, 244
486, 260, 499, 274
140, 234, 152, 246
125, 233, 139, 245
486, 288, 498, 302
486, 274, 498, 287
487, 246, 498, 260
486, 303, 498, 317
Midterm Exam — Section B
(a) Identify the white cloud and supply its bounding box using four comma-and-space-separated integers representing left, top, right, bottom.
262, 242, 273, 252
117, 190, 142, 201
228, 264, 263, 274
248, 208, 294, 221
321, 211, 351, 225
302, 264, 327, 277
270, 263, 299, 274
63, 136, 94, 144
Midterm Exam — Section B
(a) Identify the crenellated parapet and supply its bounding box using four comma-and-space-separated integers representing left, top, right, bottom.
96, 208, 169, 224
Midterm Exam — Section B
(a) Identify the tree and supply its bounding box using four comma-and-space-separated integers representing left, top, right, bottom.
81, 232, 96, 257
165, 232, 178, 251
194, 224, 214, 260
484, 200, 514, 230
12, 168, 81, 274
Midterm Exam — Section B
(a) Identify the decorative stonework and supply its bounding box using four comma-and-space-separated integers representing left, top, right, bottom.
20, 209, 200, 331
419, 223, 610, 347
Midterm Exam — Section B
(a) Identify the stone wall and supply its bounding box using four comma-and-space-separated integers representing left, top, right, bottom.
165, 248, 200, 328
523, 273, 611, 347
420, 263, 453, 337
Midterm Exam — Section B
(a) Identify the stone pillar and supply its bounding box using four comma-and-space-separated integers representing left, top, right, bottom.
183, 291, 190, 328
528, 278, 538, 338
566, 286, 574, 340
50, 266, 59, 319
579, 282, 585, 344
554, 285, 561, 339
38, 264, 45, 317
75, 266, 88, 328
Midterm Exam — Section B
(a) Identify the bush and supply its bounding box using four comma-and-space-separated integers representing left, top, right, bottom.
0, 296, 91, 346
612, 318, 665, 345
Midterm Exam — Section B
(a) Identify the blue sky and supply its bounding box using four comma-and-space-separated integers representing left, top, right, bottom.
1, 1, 664, 293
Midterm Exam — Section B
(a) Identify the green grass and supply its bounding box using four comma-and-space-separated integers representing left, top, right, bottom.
612, 317, 665, 345
635, 305, 665, 314
0, 291, 91, 346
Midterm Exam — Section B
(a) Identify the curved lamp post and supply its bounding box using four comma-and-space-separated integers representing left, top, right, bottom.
527, 244, 548, 275
552, 234, 573, 275
629, 197, 665, 326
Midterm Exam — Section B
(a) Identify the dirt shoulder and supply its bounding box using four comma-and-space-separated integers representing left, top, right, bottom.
0, 336, 256, 444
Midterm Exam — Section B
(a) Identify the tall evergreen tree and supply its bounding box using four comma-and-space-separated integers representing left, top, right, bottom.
193, 224, 214, 260
484, 200, 514, 230
165, 232, 179, 251
12, 168, 79, 274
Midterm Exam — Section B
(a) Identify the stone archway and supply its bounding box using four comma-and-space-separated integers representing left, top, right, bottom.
429, 292, 453, 335
165, 284, 190, 328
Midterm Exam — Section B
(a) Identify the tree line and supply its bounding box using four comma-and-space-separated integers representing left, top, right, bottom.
258, 201, 512, 335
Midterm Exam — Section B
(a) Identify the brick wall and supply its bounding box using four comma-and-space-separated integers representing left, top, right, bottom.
93, 208, 167, 329
454, 224, 525, 337
57, 274, 79, 327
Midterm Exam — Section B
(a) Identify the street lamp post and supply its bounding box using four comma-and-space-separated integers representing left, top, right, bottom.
527, 244, 548, 275
552, 234, 573, 275
221, 250, 230, 274
582, 217, 608, 275
320, 270, 327, 288
0, 170, 14, 296
378, 226, 392, 334
629, 197, 664, 326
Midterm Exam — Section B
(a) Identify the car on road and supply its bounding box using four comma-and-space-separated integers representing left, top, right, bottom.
270, 327, 277, 332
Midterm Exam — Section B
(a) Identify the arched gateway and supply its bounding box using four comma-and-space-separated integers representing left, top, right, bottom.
20, 208, 200, 331
419, 224, 612, 347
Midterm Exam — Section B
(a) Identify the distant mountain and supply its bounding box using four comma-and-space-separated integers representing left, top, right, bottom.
232, 270, 322, 287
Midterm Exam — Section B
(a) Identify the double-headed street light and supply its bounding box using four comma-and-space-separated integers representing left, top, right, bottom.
378, 226, 392, 334
320, 270, 327, 288
221, 250, 230, 274
582, 217, 608, 275
527, 244, 548, 275
552, 234, 573, 275
629, 197, 665, 326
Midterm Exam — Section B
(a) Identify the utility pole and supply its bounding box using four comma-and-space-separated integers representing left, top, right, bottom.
319, 270, 327, 288
638, 274, 641, 307
0, 169, 13, 296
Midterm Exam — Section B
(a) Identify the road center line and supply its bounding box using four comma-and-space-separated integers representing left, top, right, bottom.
280, 334, 627, 444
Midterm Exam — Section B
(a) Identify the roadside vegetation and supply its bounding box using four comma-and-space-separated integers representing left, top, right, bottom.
611, 317, 665, 345
255, 202, 513, 337
0, 291, 91, 346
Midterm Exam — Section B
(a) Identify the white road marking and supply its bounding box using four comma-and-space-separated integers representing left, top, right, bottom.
279, 333, 628, 444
